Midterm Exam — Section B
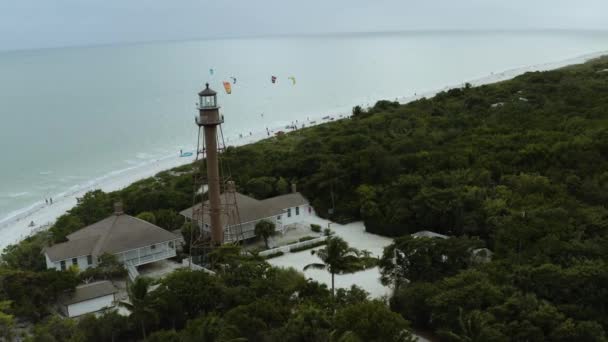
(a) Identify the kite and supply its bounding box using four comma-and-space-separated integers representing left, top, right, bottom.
223, 81, 232, 94
271, 76, 277, 84
288, 76, 296, 85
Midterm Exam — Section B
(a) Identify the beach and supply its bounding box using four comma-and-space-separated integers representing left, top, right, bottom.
0, 115, 335, 251
1, 50, 606, 252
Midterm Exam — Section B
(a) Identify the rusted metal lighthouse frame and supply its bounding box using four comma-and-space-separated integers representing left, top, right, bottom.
189, 83, 244, 266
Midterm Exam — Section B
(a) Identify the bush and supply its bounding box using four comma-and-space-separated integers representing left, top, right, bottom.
290, 241, 327, 253
299, 236, 316, 242
136, 211, 156, 224
310, 224, 322, 233
264, 251, 285, 259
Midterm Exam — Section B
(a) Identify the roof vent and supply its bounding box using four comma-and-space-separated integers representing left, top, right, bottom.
114, 202, 124, 216
291, 183, 297, 193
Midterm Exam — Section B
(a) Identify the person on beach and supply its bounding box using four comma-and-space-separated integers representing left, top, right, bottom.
180, 149, 183, 156
50, 198, 53, 204
45, 198, 48, 205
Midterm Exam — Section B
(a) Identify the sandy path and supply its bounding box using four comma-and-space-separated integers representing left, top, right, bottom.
268, 216, 393, 298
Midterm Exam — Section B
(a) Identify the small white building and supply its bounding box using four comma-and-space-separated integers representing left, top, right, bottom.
180, 190, 314, 243
44, 204, 181, 273
58, 281, 117, 318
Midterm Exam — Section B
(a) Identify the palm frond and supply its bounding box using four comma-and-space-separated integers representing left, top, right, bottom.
118, 301, 134, 311
345, 247, 361, 257
303, 263, 327, 271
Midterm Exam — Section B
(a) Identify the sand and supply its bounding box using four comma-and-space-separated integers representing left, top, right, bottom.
1, 50, 606, 252
268, 216, 393, 298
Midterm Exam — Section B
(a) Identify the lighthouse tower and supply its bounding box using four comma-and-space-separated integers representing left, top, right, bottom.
190, 84, 243, 264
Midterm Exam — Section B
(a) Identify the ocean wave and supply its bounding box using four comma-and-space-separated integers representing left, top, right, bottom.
136, 152, 154, 160
0, 201, 44, 227
8, 192, 29, 198
34, 184, 59, 190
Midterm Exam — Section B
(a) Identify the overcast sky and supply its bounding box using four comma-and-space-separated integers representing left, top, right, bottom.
1, 0, 607, 51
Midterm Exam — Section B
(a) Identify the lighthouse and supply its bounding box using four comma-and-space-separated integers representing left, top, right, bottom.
196, 83, 224, 244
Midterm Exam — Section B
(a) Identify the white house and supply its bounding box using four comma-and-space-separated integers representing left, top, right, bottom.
180, 190, 314, 243
44, 203, 181, 274
58, 281, 117, 318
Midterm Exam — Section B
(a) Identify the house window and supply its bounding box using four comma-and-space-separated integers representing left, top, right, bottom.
151, 244, 156, 250
277, 215, 281, 220
60, 260, 66, 271
72, 258, 78, 266
87, 255, 93, 265
169, 241, 174, 249
287, 208, 291, 218
295, 206, 300, 215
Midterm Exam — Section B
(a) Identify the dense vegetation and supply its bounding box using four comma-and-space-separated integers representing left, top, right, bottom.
9, 250, 415, 341
1, 56, 608, 340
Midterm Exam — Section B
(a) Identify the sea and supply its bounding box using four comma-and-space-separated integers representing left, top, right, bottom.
1, 30, 608, 226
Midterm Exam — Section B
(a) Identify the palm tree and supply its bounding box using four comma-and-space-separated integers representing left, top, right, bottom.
120, 277, 156, 340
439, 308, 491, 342
254, 219, 276, 249
304, 236, 360, 296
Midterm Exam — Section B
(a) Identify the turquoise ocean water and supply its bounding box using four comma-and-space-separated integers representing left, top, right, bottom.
1, 30, 607, 224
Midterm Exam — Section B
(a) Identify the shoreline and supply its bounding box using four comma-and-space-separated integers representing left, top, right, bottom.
1, 49, 606, 251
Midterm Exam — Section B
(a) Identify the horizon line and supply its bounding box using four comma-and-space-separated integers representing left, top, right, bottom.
1, 27, 607, 54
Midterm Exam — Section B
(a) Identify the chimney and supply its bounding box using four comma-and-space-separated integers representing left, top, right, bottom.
291, 183, 297, 193
114, 202, 124, 215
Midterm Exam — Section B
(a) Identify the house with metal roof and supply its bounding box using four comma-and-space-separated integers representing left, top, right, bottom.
44, 203, 181, 274
58, 280, 118, 318
180, 188, 313, 242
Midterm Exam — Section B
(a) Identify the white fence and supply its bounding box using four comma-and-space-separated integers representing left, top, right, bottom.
258, 236, 327, 257
181, 258, 216, 275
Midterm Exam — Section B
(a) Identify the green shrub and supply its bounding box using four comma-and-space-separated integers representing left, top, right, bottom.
299, 236, 316, 242
290, 240, 327, 253
310, 224, 322, 233
264, 251, 285, 259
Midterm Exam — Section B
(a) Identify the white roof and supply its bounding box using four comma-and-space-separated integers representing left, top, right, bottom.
411, 230, 448, 239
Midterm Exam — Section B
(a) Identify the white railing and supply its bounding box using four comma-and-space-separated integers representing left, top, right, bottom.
124, 249, 176, 267
181, 258, 216, 274
126, 264, 139, 281
258, 236, 327, 257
